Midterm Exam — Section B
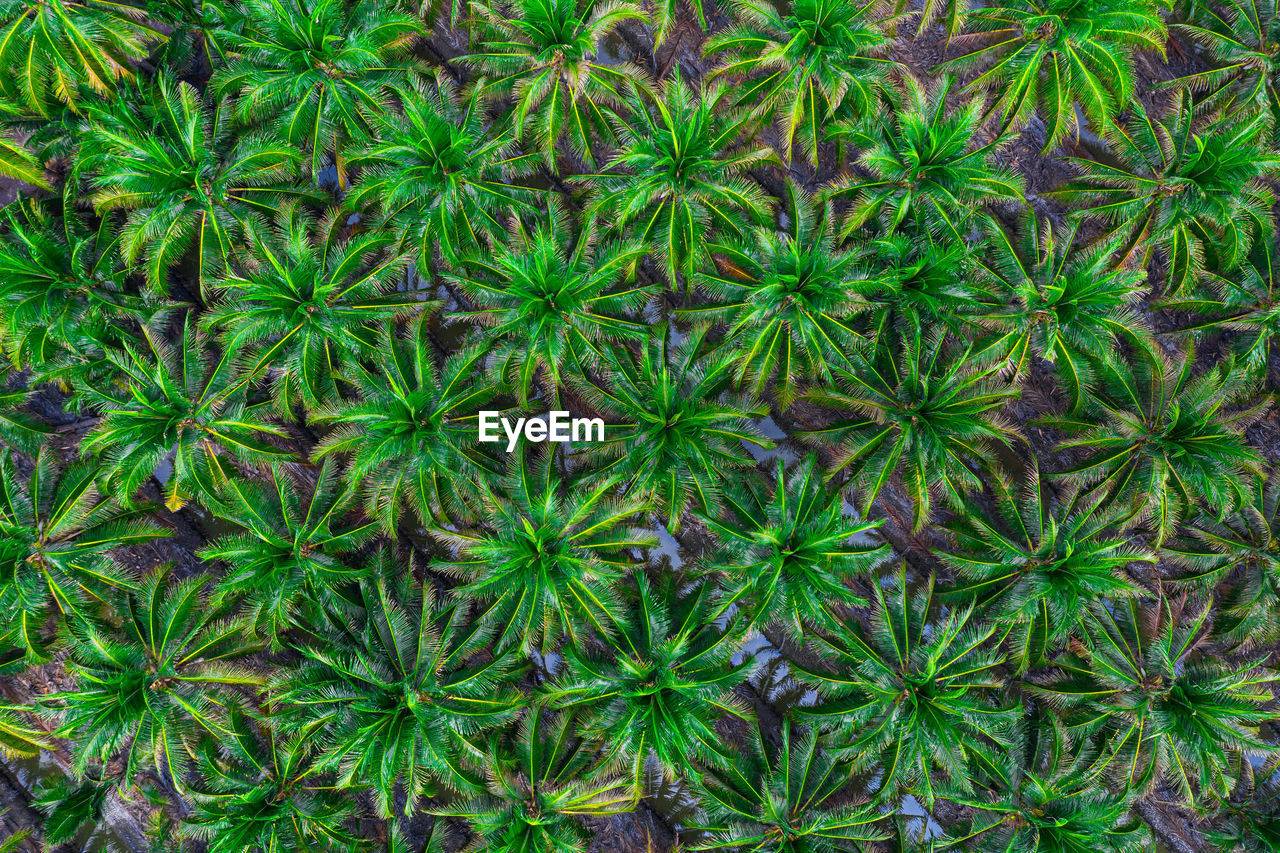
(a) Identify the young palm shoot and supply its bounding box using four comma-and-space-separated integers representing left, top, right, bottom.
1163, 473, 1280, 649
348, 80, 541, 266
312, 319, 504, 531
801, 327, 1019, 531
1030, 597, 1279, 802
945, 714, 1146, 852
83, 318, 292, 510
1050, 345, 1265, 543
182, 710, 368, 853
977, 212, 1150, 411
0, 200, 167, 398
574, 329, 771, 529
943, 465, 1150, 673
544, 572, 755, 779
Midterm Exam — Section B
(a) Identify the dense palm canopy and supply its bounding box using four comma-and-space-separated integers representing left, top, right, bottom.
449, 214, 651, 402
203, 203, 421, 411
198, 460, 376, 640
0, 0, 159, 115
827, 76, 1024, 240
434, 450, 653, 651
685, 184, 871, 408
700, 454, 889, 638
273, 549, 522, 814
798, 569, 1019, 807
803, 328, 1018, 530
348, 80, 540, 264
591, 76, 772, 283
4, 0, 1280, 850
576, 330, 771, 526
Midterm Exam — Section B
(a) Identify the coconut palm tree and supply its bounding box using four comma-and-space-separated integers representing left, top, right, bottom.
311, 318, 504, 531
347, 79, 541, 265
212, 0, 423, 187
272, 549, 523, 814
801, 326, 1019, 531
0, 448, 165, 664
1050, 345, 1265, 542
82, 318, 292, 510
448, 213, 652, 404
198, 460, 377, 641
1162, 472, 1280, 648
700, 454, 890, 640
591, 75, 774, 284
682, 183, 873, 408
0, 0, 161, 115
1170, 0, 1280, 128
826, 75, 1025, 241
1052, 93, 1280, 295
945, 714, 1147, 852
181, 709, 368, 852
977, 212, 1151, 410
202, 202, 421, 413
796, 566, 1019, 807
707, 0, 897, 165
77, 73, 311, 291
943, 464, 1150, 673
686, 716, 887, 852
0, 200, 167, 398
435, 705, 636, 853
465, 0, 651, 168
854, 232, 985, 337
1030, 597, 1279, 802
543, 571, 754, 777
942, 0, 1167, 151
433, 449, 654, 652
47, 565, 261, 785
573, 328, 772, 528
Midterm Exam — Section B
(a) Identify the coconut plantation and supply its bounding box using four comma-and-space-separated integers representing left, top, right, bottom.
0, 0, 1278, 852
